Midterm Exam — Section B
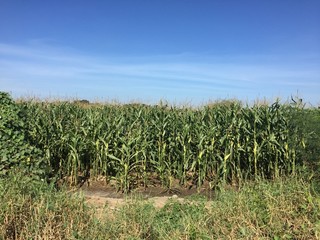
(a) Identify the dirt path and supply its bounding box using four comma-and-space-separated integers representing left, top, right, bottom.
74, 179, 215, 211
84, 193, 183, 209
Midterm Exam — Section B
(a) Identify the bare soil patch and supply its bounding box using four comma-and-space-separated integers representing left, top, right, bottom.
73, 178, 216, 210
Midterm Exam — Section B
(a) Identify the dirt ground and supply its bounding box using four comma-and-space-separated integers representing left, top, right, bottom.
74, 178, 216, 210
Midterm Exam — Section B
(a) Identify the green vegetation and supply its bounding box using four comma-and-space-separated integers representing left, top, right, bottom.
0, 92, 48, 180
14, 95, 317, 192
0, 172, 319, 239
1, 92, 320, 239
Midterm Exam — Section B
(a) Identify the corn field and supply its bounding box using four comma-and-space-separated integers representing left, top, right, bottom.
19, 99, 307, 192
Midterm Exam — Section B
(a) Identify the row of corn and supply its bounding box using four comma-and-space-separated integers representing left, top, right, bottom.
20, 100, 306, 192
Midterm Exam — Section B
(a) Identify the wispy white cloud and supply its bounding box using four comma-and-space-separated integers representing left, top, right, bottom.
0, 42, 319, 105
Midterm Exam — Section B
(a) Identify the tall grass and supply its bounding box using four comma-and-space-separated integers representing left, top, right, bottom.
1, 172, 319, 239
0, 172, 98, 239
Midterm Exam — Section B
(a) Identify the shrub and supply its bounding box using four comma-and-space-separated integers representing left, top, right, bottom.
0, 92, 49, 180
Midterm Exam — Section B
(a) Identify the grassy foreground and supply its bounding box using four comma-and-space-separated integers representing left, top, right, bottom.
1, 172, 319, 239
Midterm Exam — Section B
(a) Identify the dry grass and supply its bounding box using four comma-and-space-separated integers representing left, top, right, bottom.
1, 172, 319, 239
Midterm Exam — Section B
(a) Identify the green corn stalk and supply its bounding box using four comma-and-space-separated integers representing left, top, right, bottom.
13, 96, 310, 192
108, 146, 140, 193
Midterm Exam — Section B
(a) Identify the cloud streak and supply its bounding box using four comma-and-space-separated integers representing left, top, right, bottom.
0, 42, 319, 105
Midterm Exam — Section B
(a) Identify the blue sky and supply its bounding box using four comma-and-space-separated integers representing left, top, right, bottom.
0, 1, 319, 105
